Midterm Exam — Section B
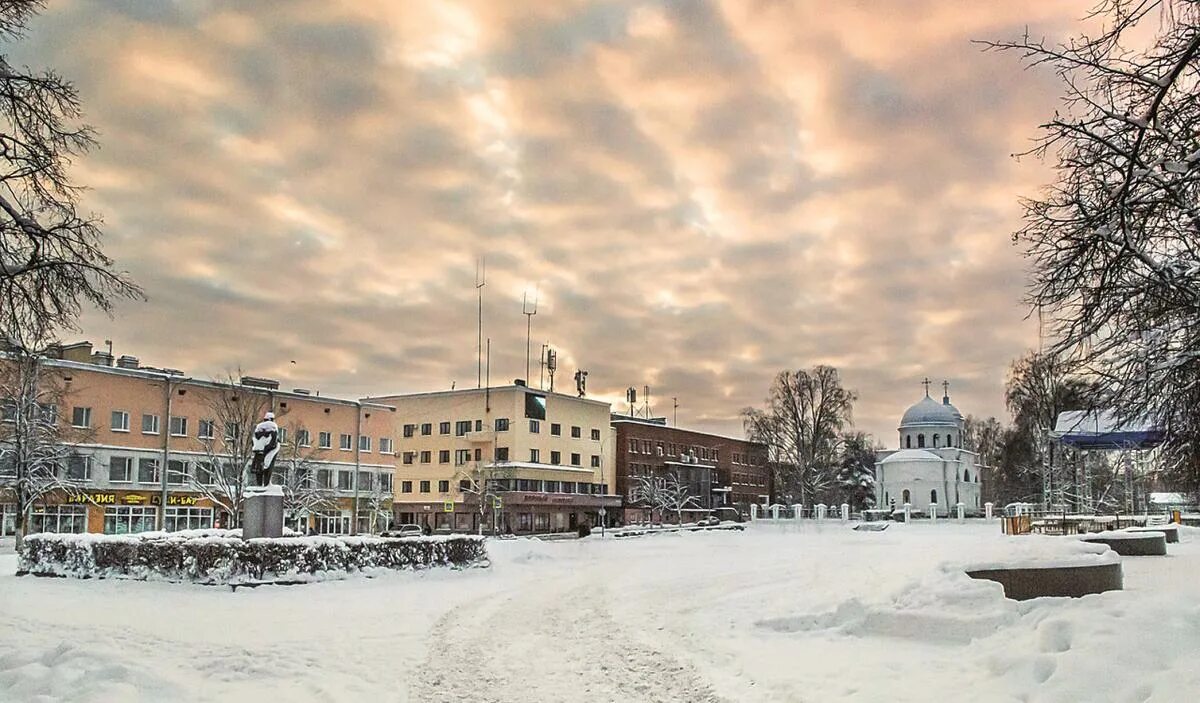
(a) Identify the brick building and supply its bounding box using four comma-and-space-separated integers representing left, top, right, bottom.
611, 416, 769, 524
0, 341, 396, 537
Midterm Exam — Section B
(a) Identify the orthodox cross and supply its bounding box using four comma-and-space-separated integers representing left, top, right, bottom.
921, 377, 932, 396
942, 380, 950, 398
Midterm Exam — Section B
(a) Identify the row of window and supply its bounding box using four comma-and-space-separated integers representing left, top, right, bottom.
399, 478, 609, 495
627, 439, 722, 463
23, 504, 212, 535
401, 418, 603, 440
905, 433, 959, 449
400, 447, 602, 468
68, 407, 393, 454
60, 455, 392, 493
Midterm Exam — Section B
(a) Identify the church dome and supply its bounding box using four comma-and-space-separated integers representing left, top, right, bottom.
900, 395, 962, 428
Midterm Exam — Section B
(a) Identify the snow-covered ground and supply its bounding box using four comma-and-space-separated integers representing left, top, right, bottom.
2, 522, 1198, 702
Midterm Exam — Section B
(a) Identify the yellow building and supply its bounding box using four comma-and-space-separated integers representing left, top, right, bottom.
0, 342, 396, 536
365, 383, 620, 534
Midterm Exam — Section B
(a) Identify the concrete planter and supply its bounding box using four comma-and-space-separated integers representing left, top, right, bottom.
966, 562, 1123, 601
1080, 532, 1167, 556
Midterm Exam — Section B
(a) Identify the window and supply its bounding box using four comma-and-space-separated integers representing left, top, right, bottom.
420, 450, 432, 464
963, 469, 970, 482
319, 431, 332, 449
167, 459, 189, 486
591, 428, 601, 441
474, 447, 482, 461
917, 434, 925, 448
317, 469, 333, 489
454, 449, 471, 465
419, 480, 431, 493
591, 455, 600, 468
109, 456, 133, 483
439, 421, 451, 435
906, 435, 912, 449
544, 481, 559, 493
495, 447, 510, 462
475, 419, 483, 432
902, 489, 911, 504
439, 450, 450, 464
296, 429, 311, 447
529, 419, 540, 433
30, 505, 86, 534
421, 423, 432, 436
933, 434, 940, 448
66, 455, 91, 481
629, 439, 637, 452
550, 450, 561, 464
401, 480, 413, 493
571, 453, 581, 466
142, 413, 160, 435
71, 406, 91, 428
315, 511, 350, 535
930, 489, 938, 505
198, 419, 215, 439
335, 433, 350, 450
358, 471, 373, 491
403, 452, 416, 465
195, 461, 218, 486
456, 420, 471, 436
379, 437, 393, 454
358, 435, 371, 452
459, 479, 472, 492
403, 424, 416, 438
438, 479, 450, 493
495, 418, 510, 431
529, 448, 540, 463
337, 471, 353, 491
224, 422, 239, 441
137, 458, 159, 484
0, 399, 13, 423
550, 423, 561, 436
166, 415, 187, 437
104, 506, 157, 535
111, 410, 130, 432
164, 507, 213, 532
571, 426, 581, 438
947, 434, 953, 448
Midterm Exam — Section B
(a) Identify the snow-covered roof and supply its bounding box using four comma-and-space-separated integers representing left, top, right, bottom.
899, 395, 962, 428
1051, 410, 1163, 449
879, 449, 942, 465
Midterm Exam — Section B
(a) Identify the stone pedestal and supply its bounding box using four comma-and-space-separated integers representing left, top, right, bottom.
243, 485, 284, 539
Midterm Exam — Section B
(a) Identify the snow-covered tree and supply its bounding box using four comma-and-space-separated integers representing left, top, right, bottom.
0, 350, 90, 548
188, 378, 268, 528
0, 1, 141, 349
272, 424, 336, 533
984, 2, 1200, 497
630, 472, 699, 525
834, 431, 877, 511
742, 366, 856, 505
456, 460, 514, 535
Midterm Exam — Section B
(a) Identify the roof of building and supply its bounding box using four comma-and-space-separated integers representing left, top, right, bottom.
899, 394, 962, 428
879, 448, 943, 465
1051, 410, 1163, 449
363, 384, 612, 408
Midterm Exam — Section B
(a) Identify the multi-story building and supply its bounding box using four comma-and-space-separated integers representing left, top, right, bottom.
365, 382, 621, 534
611, 416, 769, 524
0, 341, 396, 537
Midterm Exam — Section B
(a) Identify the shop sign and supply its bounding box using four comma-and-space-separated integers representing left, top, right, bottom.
151, 495, 199, 506
122, 494, 148, 505
67, 492, 115, 505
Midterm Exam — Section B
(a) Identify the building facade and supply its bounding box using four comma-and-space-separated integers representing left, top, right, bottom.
611, 416, 769, 524
0, 341, 396, 537
365, 383, 621, 534
874, 385, 982, 516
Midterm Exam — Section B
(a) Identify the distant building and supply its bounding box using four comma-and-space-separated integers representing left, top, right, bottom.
365, 384, 620, 534
611, 416, 769, 523
874, 383, 982, 516
0, 341, 396, 537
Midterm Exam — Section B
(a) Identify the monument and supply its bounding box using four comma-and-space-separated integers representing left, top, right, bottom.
243, 411, 285, 539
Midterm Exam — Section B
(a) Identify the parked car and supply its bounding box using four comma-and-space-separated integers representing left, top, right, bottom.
381, 524, 423, 538
714, 507, 745, 523
695, 516, 720, 527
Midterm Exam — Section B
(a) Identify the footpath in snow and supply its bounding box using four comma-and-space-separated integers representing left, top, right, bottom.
1, 521, 1198, 702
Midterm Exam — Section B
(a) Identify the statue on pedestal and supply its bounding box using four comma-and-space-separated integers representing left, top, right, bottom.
249, 411, 280, 487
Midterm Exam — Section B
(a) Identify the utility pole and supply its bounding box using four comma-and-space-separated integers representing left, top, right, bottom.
476, 257, 486, 389
522, 289, 538, 383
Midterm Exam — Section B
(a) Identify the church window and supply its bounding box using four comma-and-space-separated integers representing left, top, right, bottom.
930, 489, 938, 505
902, 489, 910, 504
917, 434, 925, 448
947, 434, 953, 447
963, 469, 970, 482
906, 435, 911, 449
933, 435, 940, 448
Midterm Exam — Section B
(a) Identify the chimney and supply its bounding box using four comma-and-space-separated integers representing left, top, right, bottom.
91, 350, 114, 367
60, 341, 93, 363
116, 355, 139, 369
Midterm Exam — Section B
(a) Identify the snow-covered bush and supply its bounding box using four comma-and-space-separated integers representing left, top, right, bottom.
16, 532, 488, 585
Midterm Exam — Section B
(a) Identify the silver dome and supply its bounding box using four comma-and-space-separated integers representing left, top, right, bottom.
899, 395, 962, 428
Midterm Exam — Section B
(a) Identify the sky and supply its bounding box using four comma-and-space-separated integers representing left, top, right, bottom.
8, 0, 1091, 443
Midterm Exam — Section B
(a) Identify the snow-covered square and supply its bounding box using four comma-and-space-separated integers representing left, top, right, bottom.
3, 523, 1199, 702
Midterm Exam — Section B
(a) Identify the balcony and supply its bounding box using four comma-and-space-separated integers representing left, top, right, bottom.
464, 430, 496, 444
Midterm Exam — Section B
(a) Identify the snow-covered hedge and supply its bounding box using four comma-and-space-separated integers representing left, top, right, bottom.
16, 531, 489, 585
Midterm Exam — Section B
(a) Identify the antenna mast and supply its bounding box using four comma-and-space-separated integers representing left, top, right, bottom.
672, 397, 679, 426
475, 257, 486, 389
522, 288, 538, 383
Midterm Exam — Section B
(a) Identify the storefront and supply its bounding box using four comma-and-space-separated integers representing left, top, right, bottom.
17, 490, 218, 534
396, 491, 622, 535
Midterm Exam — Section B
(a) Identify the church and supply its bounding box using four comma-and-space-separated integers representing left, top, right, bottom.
874, 381, 982, 516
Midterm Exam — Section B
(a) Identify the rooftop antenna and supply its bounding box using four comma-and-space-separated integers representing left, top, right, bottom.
522, 288, 538, 383
104, 339, 113, 356
626, 386, 637, 416
672, 397, 679, 426
545, 347, 557, 393
538, 343, 548, 389
475, 257, 486, 389
574, 369, 588, 398
642, 385, 651, 418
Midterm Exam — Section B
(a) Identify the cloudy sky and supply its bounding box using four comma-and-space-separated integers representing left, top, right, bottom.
11, 0, 1088, 442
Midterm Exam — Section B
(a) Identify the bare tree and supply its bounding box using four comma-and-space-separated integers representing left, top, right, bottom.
657, 472, 700, 524
456, 460, 514, 535
273, 424, 336, 533
0, 350, 90, 547
189, 379, 268, 528
629, 473, 668, 525
0, 1, 141, 348
982, 2, 1200, 494
742, 366, 856, 505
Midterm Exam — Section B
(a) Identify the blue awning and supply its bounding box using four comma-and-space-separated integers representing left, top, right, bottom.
1051, 410, 1164, 450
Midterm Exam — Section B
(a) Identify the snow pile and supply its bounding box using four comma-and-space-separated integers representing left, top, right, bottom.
17, 532, 488, 585
950, 533, 1119, 571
